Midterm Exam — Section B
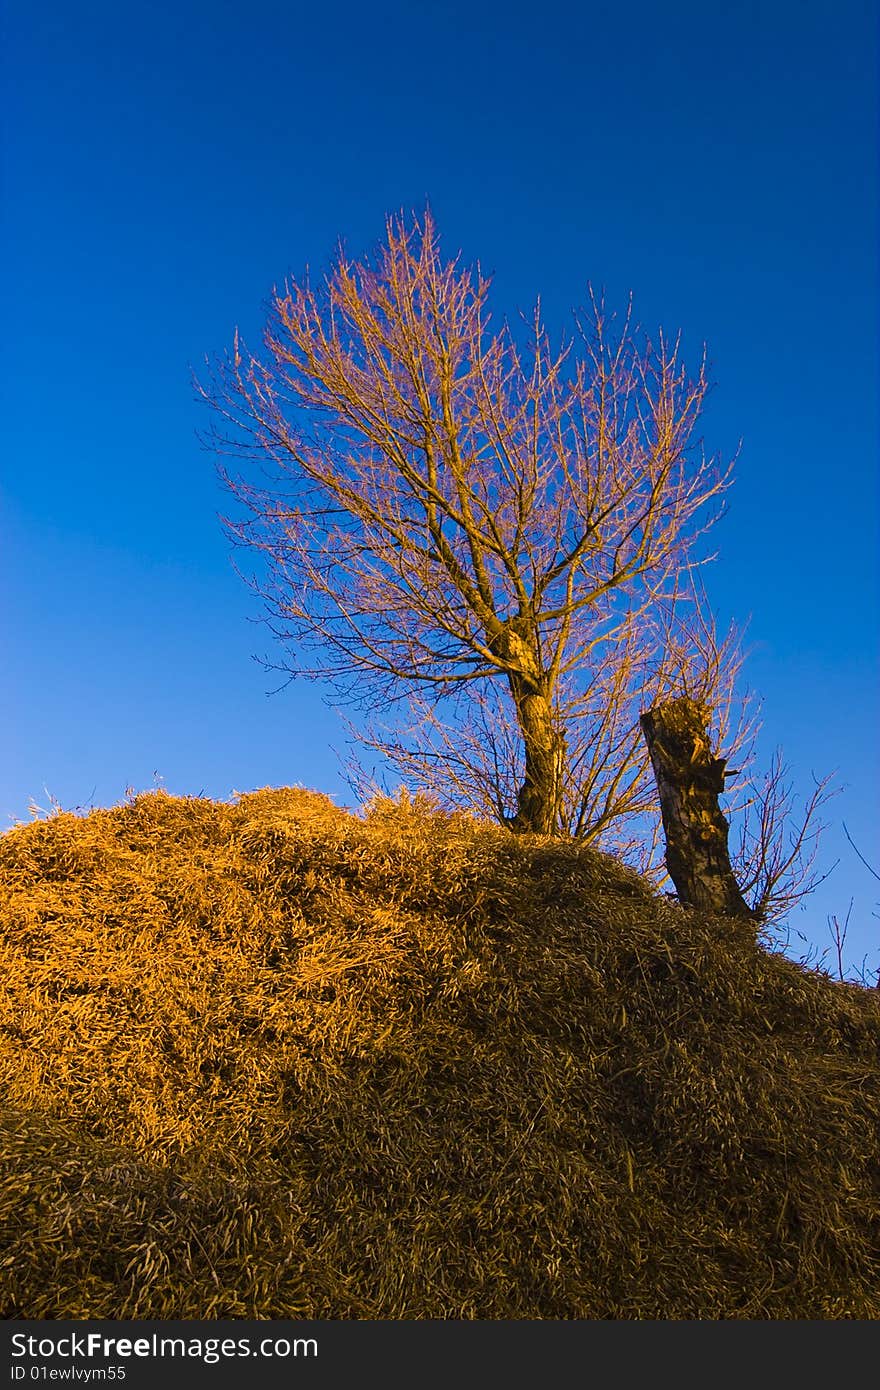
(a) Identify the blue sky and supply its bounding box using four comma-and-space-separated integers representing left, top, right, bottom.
2, 0, 877, 974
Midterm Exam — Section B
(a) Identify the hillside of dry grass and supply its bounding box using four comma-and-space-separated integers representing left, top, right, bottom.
1, 786, 878, 1318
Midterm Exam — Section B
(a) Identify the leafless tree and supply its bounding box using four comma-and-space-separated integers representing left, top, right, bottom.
730, 751, 837, 922
197, 209, 826, 913
826, 900, 853, 982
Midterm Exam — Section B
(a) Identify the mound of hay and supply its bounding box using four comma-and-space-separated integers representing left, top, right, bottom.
1, 787, 877, 1318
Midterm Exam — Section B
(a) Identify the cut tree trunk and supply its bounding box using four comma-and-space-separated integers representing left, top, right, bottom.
640, 697, 754, 918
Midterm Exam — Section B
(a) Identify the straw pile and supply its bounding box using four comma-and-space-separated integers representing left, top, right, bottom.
1, 787, 877, 1318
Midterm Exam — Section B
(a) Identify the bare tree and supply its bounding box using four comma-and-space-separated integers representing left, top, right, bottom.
197, 210, 814, 888
827, 900, 854, 983
730, 751, 837, 922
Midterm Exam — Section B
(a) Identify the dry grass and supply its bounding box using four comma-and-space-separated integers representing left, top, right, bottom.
1, 786, 878, 1318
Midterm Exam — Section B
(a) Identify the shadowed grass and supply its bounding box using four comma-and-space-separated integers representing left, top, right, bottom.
1, 786, 878, 1317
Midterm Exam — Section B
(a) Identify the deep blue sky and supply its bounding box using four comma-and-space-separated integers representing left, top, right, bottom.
2, 0, 877, 973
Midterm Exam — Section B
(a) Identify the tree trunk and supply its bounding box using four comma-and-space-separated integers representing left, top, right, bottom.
639, 697, 754, 918
507, 682, 566, 835
489, 614, 565, 836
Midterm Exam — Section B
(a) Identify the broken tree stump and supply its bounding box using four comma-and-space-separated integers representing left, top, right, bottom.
639, 697, 754, 919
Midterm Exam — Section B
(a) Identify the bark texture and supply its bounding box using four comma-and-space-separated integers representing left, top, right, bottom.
507, 681, 566, 835
640, 697, 754, 918
493, 615, 566, 836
